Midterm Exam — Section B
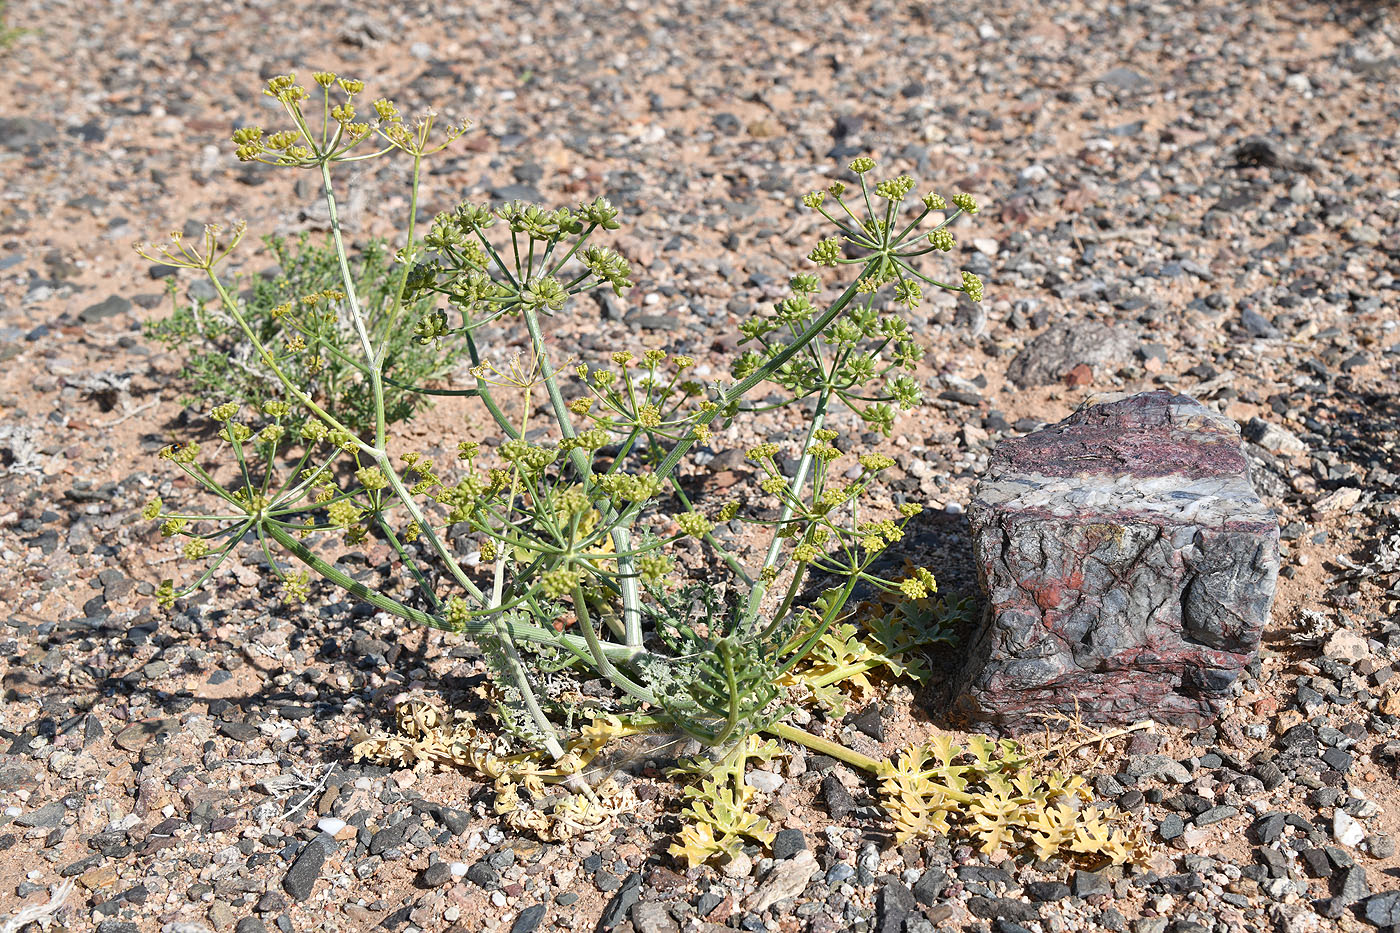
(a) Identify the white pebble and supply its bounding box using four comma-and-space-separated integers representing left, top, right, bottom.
450, 862, 469, 879
1334, 810, 1366, 847
746, 770, 784, 794
491, 891, 508, 907
317, 818, 347, 836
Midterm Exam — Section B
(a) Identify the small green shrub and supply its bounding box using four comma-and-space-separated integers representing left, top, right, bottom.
147, 232, 466, 434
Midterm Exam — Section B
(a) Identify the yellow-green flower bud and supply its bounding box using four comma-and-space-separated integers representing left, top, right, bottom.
356, 466, 389, 491
638, 552, 674, 583
540, 566, 583, 599
961, 271, 984, 302
674, 513, 713, 537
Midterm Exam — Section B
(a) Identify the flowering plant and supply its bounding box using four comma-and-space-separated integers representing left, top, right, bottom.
137, 73, 984, 769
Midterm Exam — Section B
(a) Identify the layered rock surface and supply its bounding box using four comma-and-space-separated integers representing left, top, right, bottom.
955, 391, 1279, 730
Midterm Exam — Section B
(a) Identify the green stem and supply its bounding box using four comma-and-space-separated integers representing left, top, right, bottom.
741, 389, 830, 624
765, 721, 883, 774
318, 160, 388, 449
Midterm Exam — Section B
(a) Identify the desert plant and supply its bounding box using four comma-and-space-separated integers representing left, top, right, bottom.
136, 72, 984, 779
146, 232, 466, 433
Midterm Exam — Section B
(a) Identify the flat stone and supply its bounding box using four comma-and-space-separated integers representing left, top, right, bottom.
511, 904, 546, 933
113, 718, 177, 752
282, 836, 333, 902
597, 872, 642, 930
420, 861, 453, 887
1364, 891, 1400, 927
911, 865, 947, 904
955, 391, 1279, 731
1005, 322, 1136, 388
967, 897, 1039, 923
1127, 755, 1192, 784
78, 296, 132, 324
748, 849, 816, 912
630, 901, 678, 933
15, 801, 66, 828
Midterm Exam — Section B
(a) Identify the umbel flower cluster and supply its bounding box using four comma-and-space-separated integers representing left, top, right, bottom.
137, 73, 986, 765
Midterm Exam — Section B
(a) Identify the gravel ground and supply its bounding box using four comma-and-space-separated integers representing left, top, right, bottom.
2, 1, 1399, 932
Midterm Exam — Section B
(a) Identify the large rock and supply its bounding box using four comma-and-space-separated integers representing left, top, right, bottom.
954, 391, 1279, 730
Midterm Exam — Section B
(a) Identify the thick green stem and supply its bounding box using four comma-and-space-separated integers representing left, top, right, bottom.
765, 721, 883, 774
570, 583, 656, 704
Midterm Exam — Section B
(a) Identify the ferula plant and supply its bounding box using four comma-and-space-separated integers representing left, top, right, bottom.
147, 231, 469, 433
137, 72, 984, 773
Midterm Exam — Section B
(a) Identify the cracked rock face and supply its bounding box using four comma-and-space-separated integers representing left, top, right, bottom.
955, 391, 1279, 731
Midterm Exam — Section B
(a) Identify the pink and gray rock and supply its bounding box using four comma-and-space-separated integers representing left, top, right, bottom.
954, 391, 1279, 731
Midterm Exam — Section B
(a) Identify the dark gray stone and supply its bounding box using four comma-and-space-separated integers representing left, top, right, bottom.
956, 391, 1279, 730
511, 904, 546, 933
1098, 67, 1153, 93
437, 807, 470, 836
218, 721, 260, 743
1072, 870, 1111, 897
420, 861, 453, 887
876, 880, 917, 933
1239, 307, 1280, 338
79, 296, 132, 324
967, 898, 1039, 923
1363, 890, 1400, 927
1005, 322, 1136, 388
598, 872, 642, 930
466, 860, 499, 889
1025, 881, 1071, 902
282, 836, 333, 902
369, 820, 410, 855
911, 865, 947, 905
821, 773, 855, 820
1335, 865, 1369, 906
771, 828, 807, 860
848, 705, 885, 741
1193, 805, 1238, 826
0, 117, 58, 152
